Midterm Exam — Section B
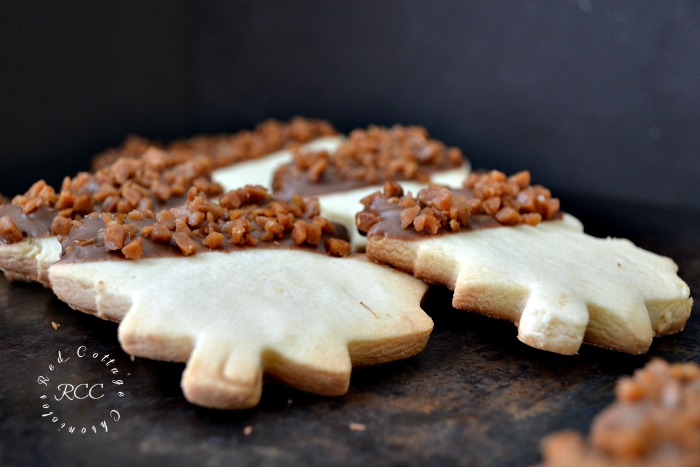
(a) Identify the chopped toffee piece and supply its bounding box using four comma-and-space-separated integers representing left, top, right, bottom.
464, 169, 560, 223
167, 117, 338, 169
91, 135, 159, 170
0, 150, 223, 244
272, 125, 465, 198
356, 170, 561, 239
90, 118, 337, 171
0, 215, 23, 244
59, 186, 351, 262
541, 358, 700, 466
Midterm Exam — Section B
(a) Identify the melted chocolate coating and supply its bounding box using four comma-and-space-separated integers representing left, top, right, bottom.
58, 217, 350, 263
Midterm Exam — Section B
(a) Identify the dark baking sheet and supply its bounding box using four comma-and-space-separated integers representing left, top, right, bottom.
1, 196, 699, 467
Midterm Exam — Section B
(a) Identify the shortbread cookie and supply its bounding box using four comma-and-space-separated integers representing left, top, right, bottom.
0, 150, 222, 285
357, 172, 692, 355
541, 358, 700, 466
48, 187, 432, 409
273, 125, 470, 249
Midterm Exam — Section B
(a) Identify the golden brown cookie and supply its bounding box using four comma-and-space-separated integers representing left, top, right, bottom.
48, 187, 432, 409
357, 173, 692, 355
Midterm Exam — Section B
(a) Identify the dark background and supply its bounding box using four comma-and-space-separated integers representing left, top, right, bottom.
2, 0, 700, 209
3, 3, 700, 465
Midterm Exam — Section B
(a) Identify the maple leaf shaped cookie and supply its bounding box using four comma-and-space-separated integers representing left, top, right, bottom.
47, 186, 431, 409
367, 219, 691, 355
49, 250, 431, 409
359, 176, 692, 355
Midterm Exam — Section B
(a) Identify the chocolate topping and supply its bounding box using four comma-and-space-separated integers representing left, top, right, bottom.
7, 118, 336, 244
272, 125, 465, 199
167, 117, 338, 169
90, 135, 159, 171
59, 186, 351, 263
356, 171, 561, 240
2, 150, 223, 244
0, 204, 56, 242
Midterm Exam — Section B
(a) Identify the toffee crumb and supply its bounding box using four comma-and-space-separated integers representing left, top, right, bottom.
166, 117, 337, 169
541, 359, 700, 466
0, 215, 24, 243
349, 422, 367, 432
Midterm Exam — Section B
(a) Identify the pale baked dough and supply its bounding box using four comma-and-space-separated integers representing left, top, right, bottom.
0, 236, 60, 286
212, 135, 345, 191
48, 250, 432, 409
319, 164, 470, 251
365, 214, 692, 355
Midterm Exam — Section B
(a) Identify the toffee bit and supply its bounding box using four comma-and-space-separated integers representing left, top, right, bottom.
103, 222, 125, 251
51, 321, 60, 331
326, 238, 351, 257
121, 237, 144, 260
355, 210, 381, 235
0, 215, 24, 243
349, 422, 367, 432
51, 215, 73, 236
77, 237, 96, 247
173, 232, 198, 256
202, 231, 224, 249
163, 117, 337, 169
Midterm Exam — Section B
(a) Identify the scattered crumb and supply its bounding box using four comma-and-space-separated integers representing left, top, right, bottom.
360, 301, 379, 319
349, 422, 367, 432
51, 321, 60, 330
287, 399, 293, 407
243, 425, 253, 436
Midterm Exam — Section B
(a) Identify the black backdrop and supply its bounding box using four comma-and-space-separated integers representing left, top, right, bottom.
2, 1, 700, 209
